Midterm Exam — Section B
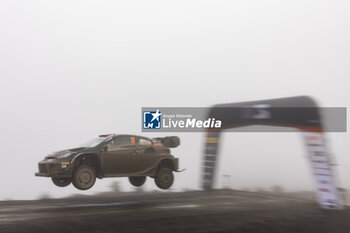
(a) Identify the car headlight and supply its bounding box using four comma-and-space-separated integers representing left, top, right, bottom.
56, 152, 72, 159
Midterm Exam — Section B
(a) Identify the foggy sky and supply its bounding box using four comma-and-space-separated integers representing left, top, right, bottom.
0, 0, 349, 200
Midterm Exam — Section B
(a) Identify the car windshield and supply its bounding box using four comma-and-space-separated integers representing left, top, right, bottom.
79, 137, 107, 148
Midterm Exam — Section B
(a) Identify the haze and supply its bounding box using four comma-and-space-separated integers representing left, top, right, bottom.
0, 0, 349, 200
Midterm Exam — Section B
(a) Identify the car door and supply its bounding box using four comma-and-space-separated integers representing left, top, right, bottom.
102, 136, 139, 176
136, 137, 159, 172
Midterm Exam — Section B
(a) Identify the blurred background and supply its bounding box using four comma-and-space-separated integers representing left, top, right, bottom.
0, 0, 349, 201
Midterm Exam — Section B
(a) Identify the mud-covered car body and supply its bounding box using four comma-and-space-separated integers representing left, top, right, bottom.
35, 134, 180, 190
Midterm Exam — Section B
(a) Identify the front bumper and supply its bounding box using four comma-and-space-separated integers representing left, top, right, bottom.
35, 160, 73, 178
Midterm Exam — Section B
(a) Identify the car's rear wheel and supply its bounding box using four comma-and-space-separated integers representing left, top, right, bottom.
129, 176, 146, 187
155, 168, 174, 189
51, 177, 71, 187
72, 165, 96, 190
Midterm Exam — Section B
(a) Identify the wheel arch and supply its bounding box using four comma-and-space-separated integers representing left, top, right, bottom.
72, 153, 103, 178
157, 158, 175, 171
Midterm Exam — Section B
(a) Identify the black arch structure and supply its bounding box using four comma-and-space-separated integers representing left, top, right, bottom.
202, 96, 343, 209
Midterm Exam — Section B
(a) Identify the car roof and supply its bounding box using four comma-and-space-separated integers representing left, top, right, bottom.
99, 134, 151, 140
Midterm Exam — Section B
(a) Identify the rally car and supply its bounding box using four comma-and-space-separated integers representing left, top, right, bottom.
35, 134, 180, 190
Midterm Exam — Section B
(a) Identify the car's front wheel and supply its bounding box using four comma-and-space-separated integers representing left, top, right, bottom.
51, 177, 71, 187
72, 165, 96, 190
129, 176, 146, 187
155, 168, 174, 189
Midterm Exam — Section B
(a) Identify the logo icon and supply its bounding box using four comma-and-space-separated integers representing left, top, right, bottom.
143, 110, 162, 129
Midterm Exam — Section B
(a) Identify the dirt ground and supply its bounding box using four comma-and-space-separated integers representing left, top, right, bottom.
0, 190, 349, 233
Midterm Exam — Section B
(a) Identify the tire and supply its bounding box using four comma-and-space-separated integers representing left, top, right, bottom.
129, 176, 146, 187
155, 168, 174, 189
72, 165, 96, 190
51, 177, 71, 187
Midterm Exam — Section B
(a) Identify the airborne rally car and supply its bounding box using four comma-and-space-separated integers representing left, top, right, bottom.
35, 134, 180, 190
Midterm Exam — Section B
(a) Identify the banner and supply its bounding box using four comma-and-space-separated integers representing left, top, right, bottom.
303, 132, 343, 209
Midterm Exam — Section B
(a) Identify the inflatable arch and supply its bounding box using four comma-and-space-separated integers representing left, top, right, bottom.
202, 96, 343, 209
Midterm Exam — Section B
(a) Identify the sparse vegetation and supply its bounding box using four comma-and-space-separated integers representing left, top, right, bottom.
110, 181, 122, 193
271, 185, 284, 194
38, 193, 52, 200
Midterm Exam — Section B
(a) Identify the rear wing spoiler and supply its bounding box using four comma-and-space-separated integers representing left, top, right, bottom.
153, 136, 180, 148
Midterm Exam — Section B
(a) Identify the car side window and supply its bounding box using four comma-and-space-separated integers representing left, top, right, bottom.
139, 138, 152, 146
108, 137, 135, 151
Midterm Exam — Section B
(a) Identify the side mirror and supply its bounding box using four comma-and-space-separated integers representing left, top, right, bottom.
103, 146, 108, 152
